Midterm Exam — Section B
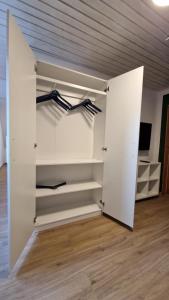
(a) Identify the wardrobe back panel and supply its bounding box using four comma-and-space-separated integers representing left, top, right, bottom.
36, 165, 93, 184
36, 88, 95, 160
36, 191, 94, 215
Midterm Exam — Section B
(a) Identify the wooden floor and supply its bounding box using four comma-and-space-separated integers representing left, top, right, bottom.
1, 165, 169, 299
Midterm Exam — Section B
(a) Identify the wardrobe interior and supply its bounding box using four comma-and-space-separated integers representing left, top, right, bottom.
35, 61, 107, 228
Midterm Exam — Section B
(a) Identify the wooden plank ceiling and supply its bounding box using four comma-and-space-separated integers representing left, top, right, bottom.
0, 0, 169, 90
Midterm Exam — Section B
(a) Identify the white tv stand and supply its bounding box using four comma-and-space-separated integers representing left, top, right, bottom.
136, 161, 161, 201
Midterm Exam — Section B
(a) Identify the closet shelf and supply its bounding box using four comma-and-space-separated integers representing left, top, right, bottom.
149, 177, 159, 181
35, 204, 101, 228
138, 162, 149, 166
36, 181, 102, 198
36, 158, 104, 166
148, 191, 159, 197
137, 177, 149, 183
136, 193, 148, 201
136, 191, 159, 201
36, 75, 107, 96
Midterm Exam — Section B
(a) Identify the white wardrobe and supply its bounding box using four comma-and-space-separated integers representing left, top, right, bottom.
6, 14, 144, 270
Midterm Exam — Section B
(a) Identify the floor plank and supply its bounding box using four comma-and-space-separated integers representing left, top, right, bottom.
1, 165, 169, 299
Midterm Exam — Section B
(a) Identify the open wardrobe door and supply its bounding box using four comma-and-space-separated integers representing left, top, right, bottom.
102, 67, 144, 229
6, 13, 36, 270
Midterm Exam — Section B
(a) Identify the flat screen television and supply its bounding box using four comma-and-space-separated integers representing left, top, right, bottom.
139, 122, 152, 151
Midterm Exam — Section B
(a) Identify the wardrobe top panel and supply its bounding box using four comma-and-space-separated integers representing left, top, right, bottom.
37, 61, 107, 91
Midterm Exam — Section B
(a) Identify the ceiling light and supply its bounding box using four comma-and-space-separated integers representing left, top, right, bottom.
152, 0, 169, 6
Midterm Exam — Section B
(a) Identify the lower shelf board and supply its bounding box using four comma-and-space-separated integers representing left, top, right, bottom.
36, 181, 102, 198
137, 178, 149, 183
148, 192, 159, 197
136, 192, 159, 201
136, 193, 148, 201
149, 178, 159, 181
35, 204, 101, 229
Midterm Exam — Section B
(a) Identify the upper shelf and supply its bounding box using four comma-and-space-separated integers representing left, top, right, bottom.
36, 75, 107, 96
36, 158, 104, 166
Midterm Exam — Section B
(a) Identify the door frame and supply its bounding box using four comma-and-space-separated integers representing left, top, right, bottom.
162, 106, 169, 193
159, 94, 169, 192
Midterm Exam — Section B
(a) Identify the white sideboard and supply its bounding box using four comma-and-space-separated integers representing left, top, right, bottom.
136, 161, 161, 201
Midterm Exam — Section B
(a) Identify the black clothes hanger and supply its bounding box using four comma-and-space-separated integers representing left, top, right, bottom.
52, 90, 72, 109
52, 96, 70, 111
82, 103, 98, 115
37, 90, 71, 107
83, 99, 102, 114
82, 104, 96, 115
36, 90, 102, 115
36, 90, 71, 111
86, 99, 102, 112
70, 99, 101, 114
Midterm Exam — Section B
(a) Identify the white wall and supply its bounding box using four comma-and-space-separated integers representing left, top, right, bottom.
139, 86, 169, 163
139, 87, 162, 162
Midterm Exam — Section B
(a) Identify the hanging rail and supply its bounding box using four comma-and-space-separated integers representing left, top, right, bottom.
36, 88, 94, 101
36, 75, 107, 96
36, 90, 102, 115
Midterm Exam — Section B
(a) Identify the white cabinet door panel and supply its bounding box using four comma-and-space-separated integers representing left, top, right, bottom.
103, 67, 143, 228
6, 13, 36, 269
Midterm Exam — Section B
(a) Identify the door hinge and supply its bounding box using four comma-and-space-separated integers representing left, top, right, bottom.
104, 86, 109, 92
100, 200, 105, 207
34, 64, 38, 73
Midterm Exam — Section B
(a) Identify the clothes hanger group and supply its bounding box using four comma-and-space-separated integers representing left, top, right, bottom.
36, 90, 102, 115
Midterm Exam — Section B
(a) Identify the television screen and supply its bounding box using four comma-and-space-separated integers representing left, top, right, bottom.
139, 122, 152, 150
